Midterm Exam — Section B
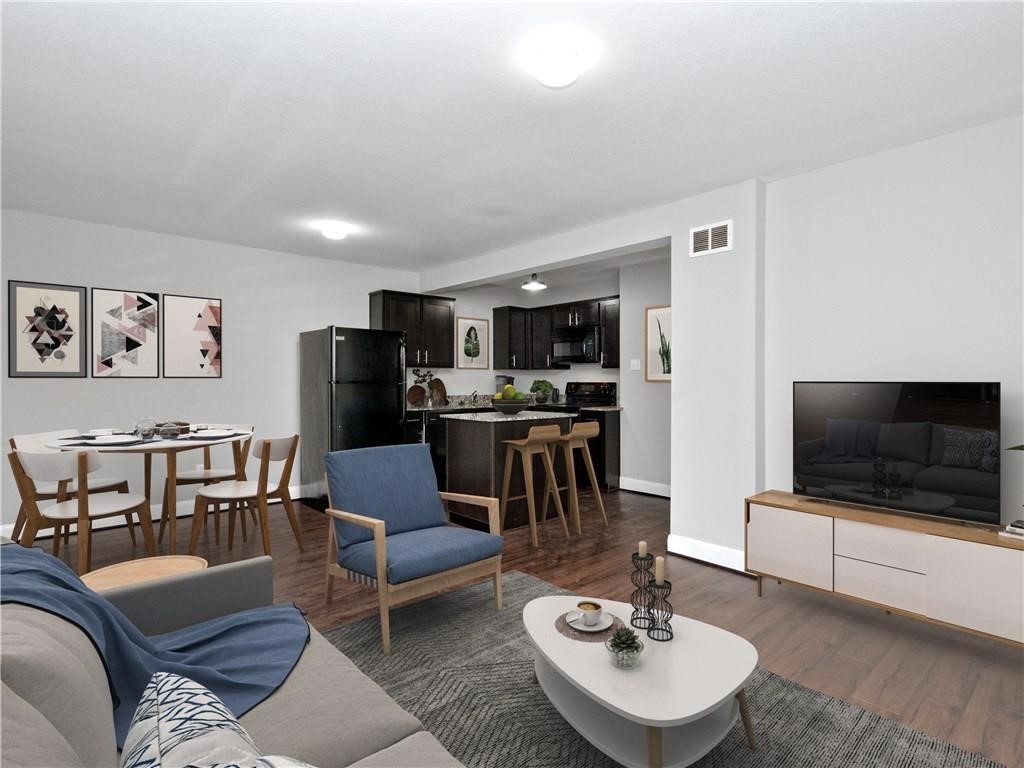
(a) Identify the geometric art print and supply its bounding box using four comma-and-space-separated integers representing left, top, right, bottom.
162, 294, 222, 378
8, 280, 88, 377
91, 288, 160, 377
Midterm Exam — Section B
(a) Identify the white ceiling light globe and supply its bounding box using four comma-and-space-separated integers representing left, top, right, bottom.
516, 27, 597, 89
311, 220, 359, 240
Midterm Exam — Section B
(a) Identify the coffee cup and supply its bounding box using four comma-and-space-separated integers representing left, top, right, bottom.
576, 600, 602, 626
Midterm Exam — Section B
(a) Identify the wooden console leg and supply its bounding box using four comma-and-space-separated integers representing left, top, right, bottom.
646, 726, 662, 768
737, 688, 757, 750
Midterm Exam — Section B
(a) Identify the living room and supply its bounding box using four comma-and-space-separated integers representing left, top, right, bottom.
2, 3, 1022, 768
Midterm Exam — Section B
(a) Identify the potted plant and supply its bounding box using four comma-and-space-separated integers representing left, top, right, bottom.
530, 379, 554, 404
605, 627, 644, 669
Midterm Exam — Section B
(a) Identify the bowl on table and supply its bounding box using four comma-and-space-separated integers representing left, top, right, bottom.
492, 399, 530, 416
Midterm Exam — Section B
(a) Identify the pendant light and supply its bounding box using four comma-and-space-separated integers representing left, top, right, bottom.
521, 273, 547, 291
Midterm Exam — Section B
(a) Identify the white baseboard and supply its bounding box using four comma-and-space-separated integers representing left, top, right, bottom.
667, 533, 745, 573
618, 477, 670, 497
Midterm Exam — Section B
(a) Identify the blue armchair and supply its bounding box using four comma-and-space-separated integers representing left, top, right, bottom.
324, 444, 503, 654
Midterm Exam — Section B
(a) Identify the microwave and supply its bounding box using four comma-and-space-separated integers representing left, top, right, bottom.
552, 328, 600, 363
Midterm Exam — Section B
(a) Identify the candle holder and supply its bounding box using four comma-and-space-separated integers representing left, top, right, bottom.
630, 553, 655, 629
647, 581, 674, 642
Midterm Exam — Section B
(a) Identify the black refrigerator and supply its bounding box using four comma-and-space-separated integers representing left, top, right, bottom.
299, 326, 406, 490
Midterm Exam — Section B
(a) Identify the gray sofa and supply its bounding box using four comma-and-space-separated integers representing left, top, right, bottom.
1, 556, 463, 768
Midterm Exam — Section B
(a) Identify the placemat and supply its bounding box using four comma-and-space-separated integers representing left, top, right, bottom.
554, 611, 625, 643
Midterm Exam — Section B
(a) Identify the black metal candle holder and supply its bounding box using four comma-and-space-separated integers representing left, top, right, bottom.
647, 581, 674, 642
630, 553, 655, 629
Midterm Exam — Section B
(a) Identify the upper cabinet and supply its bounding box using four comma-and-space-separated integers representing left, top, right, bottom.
493, 307, 531, 370
599, 299, 619, 368
553, 300, 600, 329
369, 290, 455, 368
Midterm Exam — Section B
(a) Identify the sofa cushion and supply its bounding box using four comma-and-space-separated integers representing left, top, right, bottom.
239, 628, 423, 768
914, 465, 1000, 501
340, 526, 503, 584
1, 681, 86, 768
347, 732, 463, 767
325, 444, 447, 548
876, 422, 931, 465
0, 604, 118, 768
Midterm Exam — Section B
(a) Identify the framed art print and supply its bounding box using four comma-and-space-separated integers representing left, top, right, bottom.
91, 288, 160, 377
644, 305, 671, 382
456, 317, 489, 369
162, 294, 222, 378
8, 280, 87, 377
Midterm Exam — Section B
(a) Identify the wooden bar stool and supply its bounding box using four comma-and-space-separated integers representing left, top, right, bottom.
544, 421, 608, 535
499, 425, 570, 547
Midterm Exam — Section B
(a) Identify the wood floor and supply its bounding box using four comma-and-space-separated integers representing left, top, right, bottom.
75, 490, 1024, 767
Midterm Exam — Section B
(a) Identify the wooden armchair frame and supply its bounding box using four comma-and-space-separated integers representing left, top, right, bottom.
325, 488, 502, 654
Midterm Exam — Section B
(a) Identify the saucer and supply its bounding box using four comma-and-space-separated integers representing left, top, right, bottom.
567, 610, 615, 633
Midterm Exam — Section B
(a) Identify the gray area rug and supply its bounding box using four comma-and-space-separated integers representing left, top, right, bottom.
323, 571, 1002, 768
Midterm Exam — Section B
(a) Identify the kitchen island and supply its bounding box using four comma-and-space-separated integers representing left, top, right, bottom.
444, 410, 574, 531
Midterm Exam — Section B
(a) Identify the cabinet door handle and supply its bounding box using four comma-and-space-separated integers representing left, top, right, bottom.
416, 349, 421, 364
546, 353, 550, 367
425, 350, 429, 365
576, 311, 580, 325
512, 354, 516, 367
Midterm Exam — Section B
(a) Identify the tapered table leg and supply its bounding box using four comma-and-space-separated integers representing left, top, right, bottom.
646, 726, 662, 768
737, 688, 757, 749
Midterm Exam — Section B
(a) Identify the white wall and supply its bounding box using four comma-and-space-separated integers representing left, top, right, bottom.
0, 210, 419, 524
619, 258, 672, 495
765, 115, 1024, 522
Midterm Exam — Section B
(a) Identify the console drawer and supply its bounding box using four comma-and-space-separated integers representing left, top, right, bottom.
834, 518, 927, 574
834, 555, 926, 615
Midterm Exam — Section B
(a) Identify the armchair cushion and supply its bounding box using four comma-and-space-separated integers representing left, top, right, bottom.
340, 526, 503, 585
325, 445, 447, 547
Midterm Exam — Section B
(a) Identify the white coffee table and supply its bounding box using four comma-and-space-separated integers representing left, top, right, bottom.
523, 596, 758, 768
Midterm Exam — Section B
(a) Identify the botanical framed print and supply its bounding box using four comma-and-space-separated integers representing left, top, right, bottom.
456, 316, 489, 369
644, 305, 671, 382
91, 288, 160, 377
8, 280, 87, 377
162, 294, 222, 378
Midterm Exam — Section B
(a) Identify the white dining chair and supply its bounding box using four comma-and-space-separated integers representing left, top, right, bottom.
188, 435, 303, 557
8, 431, 134, 545
8, 449, 156, 574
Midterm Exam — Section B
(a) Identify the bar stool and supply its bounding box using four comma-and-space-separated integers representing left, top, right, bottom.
543, 421, 608, 535
499, 425, 570, 547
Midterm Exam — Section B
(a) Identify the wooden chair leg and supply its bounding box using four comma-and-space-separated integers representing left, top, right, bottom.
580, 443, 608, 526
189, 497, 208, 555
20, 520, 39, 549
281, 491, 305, 552
540, 446, 570, 538
239, 501, 249, 542
213, 502, 221, 544
256, 497, 272, 556
12, 505, 26, 543
51, 525, 62, 556
499, 445, 514, 533
158, 480, 169, 542
227, 501, 237, 549
137, 501, 156, 556
379, 596, 391, 655
522, 450, 538, 547
79, 521, 92, 574
493, 560, 503, 610
564, 443, 581, 535
326, 570, 335, 604
64, 523, 71, 546
123, 512, 137, 545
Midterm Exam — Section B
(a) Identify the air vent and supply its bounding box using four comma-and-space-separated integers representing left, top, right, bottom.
689, 219, 733, 257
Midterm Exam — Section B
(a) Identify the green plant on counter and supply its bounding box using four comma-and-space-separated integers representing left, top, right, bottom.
607, 627, 642, 653
530, 379, 553, 395
463, 325, 481, 361
657, 318, 671, 375
411, 368, 434, 385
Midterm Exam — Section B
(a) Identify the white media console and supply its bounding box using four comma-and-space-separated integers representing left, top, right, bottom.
744, 490, 1024, 645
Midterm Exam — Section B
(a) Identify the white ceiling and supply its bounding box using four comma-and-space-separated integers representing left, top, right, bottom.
2, 2, 1021, 271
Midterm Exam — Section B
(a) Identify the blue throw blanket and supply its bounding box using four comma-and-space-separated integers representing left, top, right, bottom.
0, 545, 309, 747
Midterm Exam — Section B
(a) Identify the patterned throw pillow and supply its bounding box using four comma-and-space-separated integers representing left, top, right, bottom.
978, 430, 1000, 473
941, 427, 983, 468
120, 672, 315, 768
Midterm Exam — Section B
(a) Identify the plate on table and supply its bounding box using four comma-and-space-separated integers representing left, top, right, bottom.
92, 434, 141, 445
191, 429, 234, 438
86, 428, 119, 437
566, 611, 615, 633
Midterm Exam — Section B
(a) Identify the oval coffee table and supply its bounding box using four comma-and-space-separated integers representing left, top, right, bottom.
523, 596, 758, 768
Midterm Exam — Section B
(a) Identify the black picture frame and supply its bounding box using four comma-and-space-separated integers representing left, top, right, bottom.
8, 279, 88, 378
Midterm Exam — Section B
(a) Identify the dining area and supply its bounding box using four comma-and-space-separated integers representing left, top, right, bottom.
6, 420, 304, 576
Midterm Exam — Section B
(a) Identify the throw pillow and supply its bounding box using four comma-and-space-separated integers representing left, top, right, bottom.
978, 430, 1000, 473
120, 672, 315, 768
941, 427, 984, 468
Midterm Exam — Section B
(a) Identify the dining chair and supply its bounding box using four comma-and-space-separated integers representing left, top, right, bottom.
187, 435, 303, 557
8, 449, 156, 573
8, 431, 134, 546
157, 425, 254, 546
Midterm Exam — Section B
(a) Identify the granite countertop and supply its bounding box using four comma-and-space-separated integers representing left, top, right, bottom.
441, 410, 574, 422
407, 404, 490, 412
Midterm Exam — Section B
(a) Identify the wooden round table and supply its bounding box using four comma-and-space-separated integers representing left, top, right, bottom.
80, 555, 208, 592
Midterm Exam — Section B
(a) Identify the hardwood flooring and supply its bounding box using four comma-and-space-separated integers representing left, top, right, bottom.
73, 491, 1024, 767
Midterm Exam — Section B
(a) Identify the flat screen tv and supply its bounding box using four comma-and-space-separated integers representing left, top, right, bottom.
793, 382, 1001, 525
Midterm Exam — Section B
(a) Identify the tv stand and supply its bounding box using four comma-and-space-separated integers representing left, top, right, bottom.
744, 490, 1023, 646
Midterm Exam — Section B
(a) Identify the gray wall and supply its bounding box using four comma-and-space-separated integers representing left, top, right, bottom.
1, 210, 419, 524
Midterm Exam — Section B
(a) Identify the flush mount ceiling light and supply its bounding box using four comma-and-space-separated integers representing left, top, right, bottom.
311, 219, 359, 240
521, 273, 547, 291
515, 26, 598, 89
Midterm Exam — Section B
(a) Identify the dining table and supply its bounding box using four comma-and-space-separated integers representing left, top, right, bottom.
47, 428, 254, 554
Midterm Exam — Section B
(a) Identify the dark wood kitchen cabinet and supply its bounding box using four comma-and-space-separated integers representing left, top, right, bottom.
493, 306, 531, 370
599, 298, 619, 368
529, 307, 568, 369
369, 290, 455, 368
554, 300, 600, 329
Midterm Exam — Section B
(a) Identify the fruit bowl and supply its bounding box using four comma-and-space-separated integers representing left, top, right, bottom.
492, 399, 530, 416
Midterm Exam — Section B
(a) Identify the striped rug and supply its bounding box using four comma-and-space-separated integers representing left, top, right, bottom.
324, 571, 1002, 768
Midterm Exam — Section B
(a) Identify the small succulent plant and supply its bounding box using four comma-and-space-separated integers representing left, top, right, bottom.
608, 627, 642, 653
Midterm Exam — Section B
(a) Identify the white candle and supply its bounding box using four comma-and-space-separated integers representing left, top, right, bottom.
655, 556, 665, 584
638, 540, 647, 558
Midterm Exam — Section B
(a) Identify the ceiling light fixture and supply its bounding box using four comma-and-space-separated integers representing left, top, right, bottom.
516, 26, 598, 89
521, 273, 547, 291
311, 219, 359, 240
